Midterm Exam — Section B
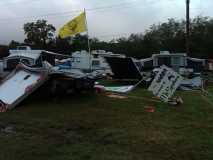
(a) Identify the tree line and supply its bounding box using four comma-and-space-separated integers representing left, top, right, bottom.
3, 16, 213, 59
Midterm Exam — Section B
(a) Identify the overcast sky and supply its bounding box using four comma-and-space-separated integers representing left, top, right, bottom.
0, 0, 212, 44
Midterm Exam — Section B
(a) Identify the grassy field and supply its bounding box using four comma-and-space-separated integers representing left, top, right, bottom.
0, 86, 213, 160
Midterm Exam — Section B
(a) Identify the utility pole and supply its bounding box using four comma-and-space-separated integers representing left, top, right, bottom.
186, 0, 190, 55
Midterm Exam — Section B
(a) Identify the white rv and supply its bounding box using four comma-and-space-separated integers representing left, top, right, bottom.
71, 50, 125, 73
4, 46, 42, 70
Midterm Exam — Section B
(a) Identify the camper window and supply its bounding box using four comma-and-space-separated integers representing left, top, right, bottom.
75, 57, 81, 63
35, 57, 43, 67
93, 54, 99, 58
172, 57, 181, 66
158, 57, 171, 67
21, 59, 31, 66
17, 46, 27, 50
6, 58, 20, 70
92, 60, 100, 66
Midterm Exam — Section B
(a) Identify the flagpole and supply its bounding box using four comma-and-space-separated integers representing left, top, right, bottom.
84, 9, 92, 71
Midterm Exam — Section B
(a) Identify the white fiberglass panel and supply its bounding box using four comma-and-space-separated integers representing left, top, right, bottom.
0, 70, 41, 104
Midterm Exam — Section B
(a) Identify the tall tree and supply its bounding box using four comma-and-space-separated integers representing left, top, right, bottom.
8, 40, 22, 49
19, 17, 213, 58
0, 45, 9, 58
71, 34, 88, 51
23, 20, 56, 48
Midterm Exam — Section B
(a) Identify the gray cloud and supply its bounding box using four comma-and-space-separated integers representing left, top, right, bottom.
0, 0, 212, 44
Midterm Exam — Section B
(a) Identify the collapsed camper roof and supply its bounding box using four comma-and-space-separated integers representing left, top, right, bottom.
8, 49, 71, 60
7, 51, 41, 60
152, 53, 187, 58
42, 51, 71, 59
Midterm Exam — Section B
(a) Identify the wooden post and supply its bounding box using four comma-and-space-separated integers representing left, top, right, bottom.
186, 0, 190, 55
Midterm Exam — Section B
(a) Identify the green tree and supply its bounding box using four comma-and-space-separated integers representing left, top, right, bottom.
20, 17, 213, 58
23, 20, 56, 48
189, 16, 213, 58
8, 40, 22, 49
144, 18, 186, 54
0, 45, 9, 58
55, 37, 72, 54
71, 34, 89, 51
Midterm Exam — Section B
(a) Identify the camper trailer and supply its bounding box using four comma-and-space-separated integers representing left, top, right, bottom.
139, 51, 205, 74
71, 50, 125, 73
152, 51, 187, 72
3, 52, 42, 71
4, 46, 43, 71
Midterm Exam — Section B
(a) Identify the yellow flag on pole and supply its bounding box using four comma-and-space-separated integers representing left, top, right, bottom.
59, 11, 87, 38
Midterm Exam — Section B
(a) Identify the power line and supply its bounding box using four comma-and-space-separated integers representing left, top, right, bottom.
0, 0, 40, 6
96, 33, 133, 38
0, 1, 139, 21
0, 0, 207, 26
0, 0, 163, 22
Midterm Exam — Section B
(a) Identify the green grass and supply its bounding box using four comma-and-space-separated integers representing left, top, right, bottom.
0, 87, 213, 160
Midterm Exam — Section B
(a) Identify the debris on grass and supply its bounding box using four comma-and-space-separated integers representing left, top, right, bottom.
0, 125, 16, 135
148, 65, 183, 103
168, 96, 183, 106
180, 76, 202, 90
104, 85, 135, 93
107, 94, 128, 99
95, 84, 137, 94
144, 106, 155, 113
94, 85, 106, 93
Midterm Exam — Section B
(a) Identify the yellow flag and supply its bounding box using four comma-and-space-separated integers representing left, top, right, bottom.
59, 12, 87, 38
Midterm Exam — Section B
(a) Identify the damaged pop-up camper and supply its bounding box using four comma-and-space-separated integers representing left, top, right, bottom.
148, 65, 183, 102
104, 51, 206, 93
56, 50, 125, 77
3, 47, 70, 71
138, 51, 205, 74
0, 46, 105, 111
3, 50, 42, 71
105, 57, 143, 80
0, 62, 50, 112
105, 51, 206, 80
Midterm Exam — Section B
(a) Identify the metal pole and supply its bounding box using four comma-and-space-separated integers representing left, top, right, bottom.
186, 0, 190, 55
84, 9, 92, 71
84, 9, 91, 53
